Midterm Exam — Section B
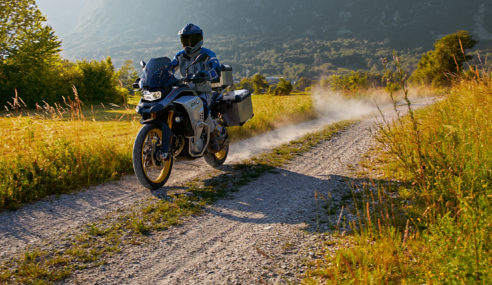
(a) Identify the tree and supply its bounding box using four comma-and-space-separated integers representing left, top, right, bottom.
294, 77, 312, 91
327, 71, 368, 93
273, 78, 293, 95
412, 30, 476, 87
235, 77, 254, 93
235, 74, 269, 94
77, 57, 126, 104
251, 73, 269, 94
0, 0, 62, 106
0, 0, 60, 62
117, 60, 139, 95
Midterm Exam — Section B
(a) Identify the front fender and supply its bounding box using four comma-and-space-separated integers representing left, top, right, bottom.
140, 117, 165, 125
136, 101, 164, 115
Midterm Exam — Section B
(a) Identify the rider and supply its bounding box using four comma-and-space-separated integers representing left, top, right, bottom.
170, 23, 223, 152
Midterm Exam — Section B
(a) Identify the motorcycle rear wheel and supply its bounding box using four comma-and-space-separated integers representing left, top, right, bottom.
204, 143, 229, 168
133, 124, 173, 190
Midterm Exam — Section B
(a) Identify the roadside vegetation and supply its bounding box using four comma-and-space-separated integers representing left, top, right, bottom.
0, 105, 138, 210
304, 34, 491, 283
0, 120, 356, 284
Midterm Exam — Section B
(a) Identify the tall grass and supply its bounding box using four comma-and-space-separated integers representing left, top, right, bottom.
0, 94, 314, 210
0, 115, 140, 210
304, 66, 491, 283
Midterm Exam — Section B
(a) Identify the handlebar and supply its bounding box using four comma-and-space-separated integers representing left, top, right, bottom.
182, 71, 208, 83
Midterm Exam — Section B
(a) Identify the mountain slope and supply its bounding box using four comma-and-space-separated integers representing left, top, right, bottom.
61, 0, 492, 48
37, 0, 492, 76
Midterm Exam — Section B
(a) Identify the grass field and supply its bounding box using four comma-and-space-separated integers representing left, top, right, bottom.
0, 93, 314, 210
304, 77, 491, 283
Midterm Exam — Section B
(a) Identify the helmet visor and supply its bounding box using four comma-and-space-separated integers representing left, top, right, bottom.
180, 34, 202, 48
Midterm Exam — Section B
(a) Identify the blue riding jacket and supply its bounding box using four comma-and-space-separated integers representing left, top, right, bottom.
169, 47, 220, 82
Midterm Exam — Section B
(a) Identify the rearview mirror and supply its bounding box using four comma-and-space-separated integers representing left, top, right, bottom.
132, 78, 141, 89
140, 60, 146, 68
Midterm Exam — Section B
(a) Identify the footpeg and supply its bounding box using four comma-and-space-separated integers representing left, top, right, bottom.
208, 133, 221, 153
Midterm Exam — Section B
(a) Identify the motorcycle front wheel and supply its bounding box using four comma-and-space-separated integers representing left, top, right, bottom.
132, 124, 173, 190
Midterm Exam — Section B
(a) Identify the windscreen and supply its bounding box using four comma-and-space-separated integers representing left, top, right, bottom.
139, 57, 176, 89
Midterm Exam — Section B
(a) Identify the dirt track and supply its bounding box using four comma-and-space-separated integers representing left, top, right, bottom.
69, 120, 377, 284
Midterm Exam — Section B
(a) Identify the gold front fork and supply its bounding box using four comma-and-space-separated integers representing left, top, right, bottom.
167, 111, 174, 129
167, 111, 174, 150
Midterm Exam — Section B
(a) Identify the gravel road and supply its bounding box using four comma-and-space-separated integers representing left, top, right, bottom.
66, 120, 377, 284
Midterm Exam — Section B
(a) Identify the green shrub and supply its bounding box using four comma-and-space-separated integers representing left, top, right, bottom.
411, 30, 477, 87
117, 60, 139, 95
273, 78, 293, 95
326, 71, 368, 93
76, 57, 126, 104
235, 77, 254, 93
235, 73, 270, 94
251, 74, 270, 94
294, 77, 312, 91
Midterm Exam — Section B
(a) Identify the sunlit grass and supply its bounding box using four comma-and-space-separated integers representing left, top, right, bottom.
0, 116, 140, 209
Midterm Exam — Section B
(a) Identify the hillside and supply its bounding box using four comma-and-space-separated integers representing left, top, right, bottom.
36, 0, 492, 77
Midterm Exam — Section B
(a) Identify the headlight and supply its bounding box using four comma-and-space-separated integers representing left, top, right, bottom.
142, 90, 162, 101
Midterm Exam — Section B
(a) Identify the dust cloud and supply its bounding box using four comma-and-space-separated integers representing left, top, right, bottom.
228, 88, 387, 162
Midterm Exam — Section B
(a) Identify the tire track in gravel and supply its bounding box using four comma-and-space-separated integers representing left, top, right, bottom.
67, 120, 378, 284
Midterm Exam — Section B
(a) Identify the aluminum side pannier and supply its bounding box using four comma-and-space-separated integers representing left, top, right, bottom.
220, 89, 254, 126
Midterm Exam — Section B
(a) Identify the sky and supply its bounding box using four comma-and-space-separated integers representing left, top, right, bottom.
36, 0, 100, 38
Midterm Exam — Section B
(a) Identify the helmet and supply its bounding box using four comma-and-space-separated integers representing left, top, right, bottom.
178, 23, 203, 56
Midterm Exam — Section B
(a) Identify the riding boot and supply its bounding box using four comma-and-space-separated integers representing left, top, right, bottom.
205, 116, 222, 153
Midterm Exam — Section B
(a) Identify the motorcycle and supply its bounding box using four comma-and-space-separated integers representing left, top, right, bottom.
132, 55, 253, 190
